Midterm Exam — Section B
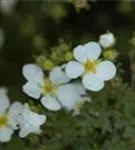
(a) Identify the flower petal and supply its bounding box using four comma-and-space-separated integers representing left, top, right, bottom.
83, 42, 101, 61
22, 81, 42, 99
19, 127, 41, 138
8, 102, 23, 130
41, 95, 61, 111
96, 61, 116, 81
22, 64, 44, 83
82, 73, 105, 91
0, 87, 7, 95
56, 84, 79, 111
73, 45, 87, 62
50, 66, 70, 84
73, 81, 86, 96
73, 42, 101, 63
0, 88, 10, 114
18, 104, 46, 138
65, 61, 84, 79
73, 96, 91, 116
0, 127, 13, 142
24, 104, 46, 126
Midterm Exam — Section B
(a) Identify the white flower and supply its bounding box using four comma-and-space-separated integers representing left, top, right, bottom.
0, 0, 18, 14
65, 42, 116, 91
18, 103, 46, 138
99, 32, 116, 49
22, 64, 71, 111
56, 83, 79, 111
0, 88, 21, 142
22, 64, 91, 113
57, 81, 91, 113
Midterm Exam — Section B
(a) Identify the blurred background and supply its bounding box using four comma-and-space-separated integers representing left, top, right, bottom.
0, 0, 134, 101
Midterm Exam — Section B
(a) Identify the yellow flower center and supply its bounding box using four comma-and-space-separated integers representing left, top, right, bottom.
42, 79, 56, 95
0, 115, 8, 128
84, 60, 98, 73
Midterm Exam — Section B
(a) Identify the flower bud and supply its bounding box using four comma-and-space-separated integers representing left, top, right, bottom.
43, 59, 54, 71
99, 32, 116, 49
103, 49, 118, 60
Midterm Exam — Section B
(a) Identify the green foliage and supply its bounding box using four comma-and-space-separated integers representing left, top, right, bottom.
0, 136, 26, 150
3, 81, 133, 150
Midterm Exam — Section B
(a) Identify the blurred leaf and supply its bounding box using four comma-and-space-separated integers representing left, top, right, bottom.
123, 126, 135, 139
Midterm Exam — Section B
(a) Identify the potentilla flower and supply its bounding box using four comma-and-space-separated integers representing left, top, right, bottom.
55, 81, 91, 113
99, 32, 116, 49
22, 64, 72, 111
65, 42, 117, 91
18, 103, 46, 138
0, 88, 22, 142
22, 64, 90, 112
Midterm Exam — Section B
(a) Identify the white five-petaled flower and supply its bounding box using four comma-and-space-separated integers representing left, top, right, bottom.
0, 88, 22, 142
65, 42, 117, 91
22, 64, 91, 112
22, 64, 73, 111
56, 81, 91, 112
17, 103, 46, 138
99, 32, 116, 49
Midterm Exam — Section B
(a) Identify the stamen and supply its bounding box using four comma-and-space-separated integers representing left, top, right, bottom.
42, 79, 56, 95
84, 60, 98, 73
0, 115, 8, 128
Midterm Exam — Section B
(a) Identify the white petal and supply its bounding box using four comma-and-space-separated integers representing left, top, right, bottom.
96, 61, 116, 81
73, 96, 91, 116
50, 66, 70, 84
0, 87, 7, 95
18, 104, 46, 138
19, 127, 41, 138
22, 81, 42, 99
41, 95, 61, 111
22, 64, 44, 83
82, 73, 105, 91
78, 96, 91, 103
73, 45, 87, 62
0, 89, 10, 114
8, 102, 23, 130
83, 42, 101, 61
65, 61, 84, 79
73, 42, 101, 63
0, 127, 13, 142
24, 104, 46, 126
73, 81, 86, 96
56, 84, 79, 111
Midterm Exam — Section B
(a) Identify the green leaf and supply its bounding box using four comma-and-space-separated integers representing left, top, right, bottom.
0, 136, 26, 150
123, 126, 135, 138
